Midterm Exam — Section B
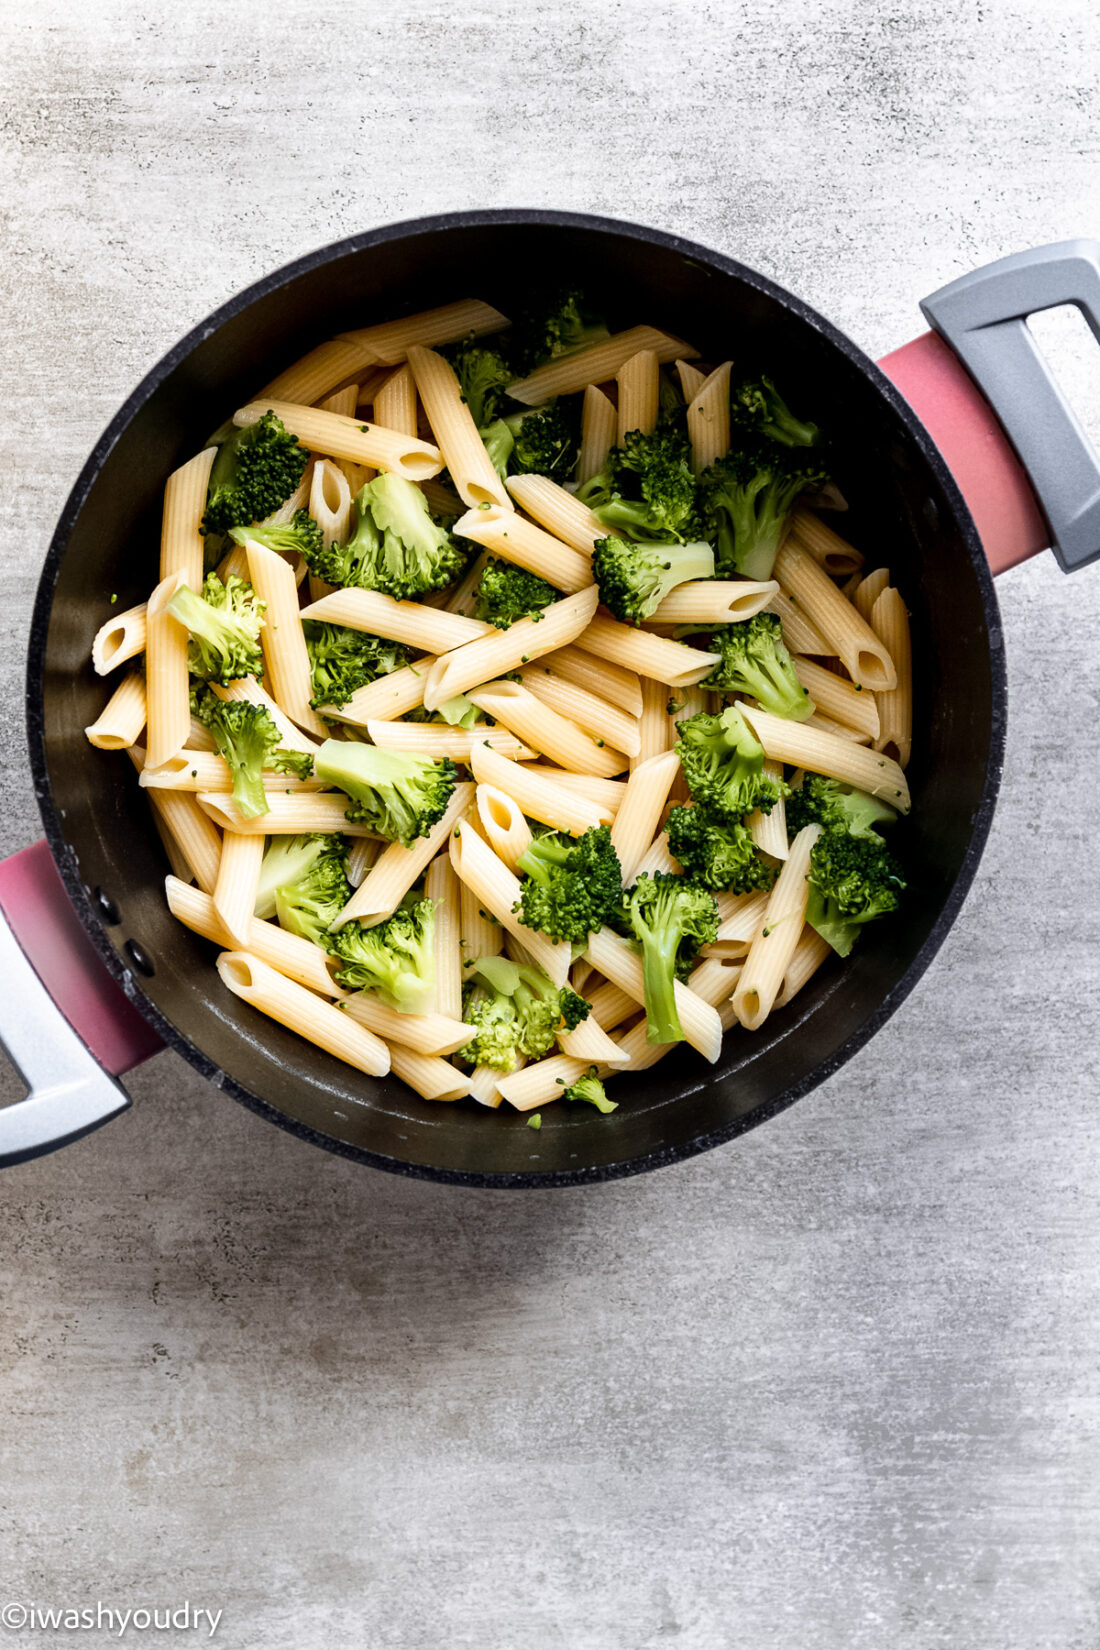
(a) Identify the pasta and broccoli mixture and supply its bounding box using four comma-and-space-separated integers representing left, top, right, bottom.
85, 291, 911, 1119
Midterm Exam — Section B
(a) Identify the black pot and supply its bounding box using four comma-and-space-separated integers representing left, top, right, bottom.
1, 211, 1093, 1184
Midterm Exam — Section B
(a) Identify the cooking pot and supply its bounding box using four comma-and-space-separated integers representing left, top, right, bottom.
2, 212, 1096, 1184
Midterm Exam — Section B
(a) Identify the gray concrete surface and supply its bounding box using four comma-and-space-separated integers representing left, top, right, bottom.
3, 2, 1100, 1646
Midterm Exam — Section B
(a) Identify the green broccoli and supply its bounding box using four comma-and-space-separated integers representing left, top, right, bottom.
698, 444, 829, 581
479, 417, 516, 480
201, 411, 307, 536
578, 425, 700, 543
444, 338, 514, 429
192, 691, 312, 820
228, 508, 324, 563
502, 402, 580, 480
676, 705, 786, 821
460, 954, 590, 1072
314, 739, 457, 844
474, 557, 562, 628
591, 535, 715, 625
271, 837, 351, 947
512, 825, 623, 945
406, 694, 482, 729
703, 613, 814, 721
168, 574, 266, 685
614, 873, 719, 1045
254, 833, 343, 921
303, 621, 411, 709
559, 1066, 618, 1112
330, 897, 436, 1012
731, 375, 821, 448
303, 474, 466, 600
804, 830, 905, 957
509, 288, 609, 374
786, 775, 898, 841
665, 803, 777, 893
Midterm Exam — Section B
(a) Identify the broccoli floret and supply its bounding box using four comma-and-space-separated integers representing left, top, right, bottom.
271, 837, 351, 947
578, 425, 700, 543
201, 411, 307, 536
591, 535, 715, 625
331, 897, 436, 1012
509, 288, 609, 374
502, 402, 580, 481
304, 474, 466, 600
786, 775, 899, 841
479, 417, 515, 481
703, 613, 814, 721
731, 375, 821, 448
513, 825, 623, 945
804, 830, 905, 957
460, 954, 590, 1072
169, 574, 266, 685
614, 872, 718, 1045
405, 693, 482, 730
698, 444, 829, 581
444, 338, 514, 429
665, 803, 777, 894
192, 691, 312, 820
303, 620, 410, 710
474, 557, 562, 629
254, 833, 342, 921
229, 508, 324, 563
676, 705, 786, 822
314, 739, 457, 844
559, 1066, 618, 1113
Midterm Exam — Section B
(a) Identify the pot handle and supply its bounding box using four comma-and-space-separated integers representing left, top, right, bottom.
0, 840, 163, 1167
879, 239, 1100, 576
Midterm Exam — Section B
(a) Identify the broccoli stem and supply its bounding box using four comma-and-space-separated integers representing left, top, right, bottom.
639, 929, 683, 1045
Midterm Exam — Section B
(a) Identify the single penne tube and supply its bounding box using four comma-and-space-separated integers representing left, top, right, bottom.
584, 927, 722, 1064
388, 1044, 472, 1102
687, 954, 745, 1011
465, 1062, 510, 1108
339, 993, 473, 1058
346, 837, 382, 888
212, 829, 265, 948
459, 869, 502, 964
197, 790, 382, 836
468, 681, 627, 777
519, 767, 627, 815
309, 458, 353, 548
616, 348, 660, 442
633, 831, 680, 878
600, 1021, 669, 1074
475, 785, 533, 872
160, 447, 216, 587
319, 656, 437, 726
92, 603, 148, 676
145, 571, 190, 769
793, 657, 880, 740
765, 588, 832, 656
506, 473, 606, 553
738, 703, 910, 812
731, 825, 820, 1031
577, 383, 617, 486
651, 579, 778, 625
233, 400, 442, 480
587, 979, 638, 1032
631, 677, 672, 770
424, 854, 463, 1021
804, 710, 871, 745
442, 547, 490, 616
244, 540, 329, 739
211, 676, 321, 755
333, 783, 473, 926
448, 821, 571, 986
506, 326, 699, 404
557, 1014, 631, 1066
85, 670, 147, 751
317, 384, 360, 418
773, 539, 896, 691
149, 793, 222, 894
452, 504, 592, 594
356, 366, 397, 407
575, 615, 719, 688
372, 363, 418, 436
366, 719, 532, 761
517, 666, 640, 756
258, 338, 378, 405
140, 750, 321, 793
700, 939, 750, 962
215, 541, 250, 584
336, 299, 510, 363
542, 644, 643, 717
188, 716, 218, 753
165, 877, 338, 995
610, 749, 682, 883
676, 358, 707, 400
774, 927, 833, 1010
216, 951, 390, 1077
840, 571, 862, 601
790, 508, 865, 576
406, 345, 511, 510
687, 360, 732, 474
423, 586, 599, 710
870, 587, 912, 768
855, 568, 891, 622
715, 887, 771, 942
300, 587, 490, 653
747, 761, 789, 861
494, 1054, 592, 1112
469, 744, 610, 834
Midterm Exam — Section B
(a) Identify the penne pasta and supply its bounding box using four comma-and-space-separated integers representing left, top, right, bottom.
406, 345, 511, 510
318, 655, 437, 726
148, 793, 222, 894
633, 831, 680, 878
774, 927, 833, 1010
139, 750, 321, 793
424, 853, 464, 1022
309, 458, 354, 549
340, 993, 473, 1058
616, 348, 660, 442
336, 299, 510, 363
300, 587, 490, 654
518, 768, 626, 816
773, 539, 897, 691
459, 869, 502, 965
803, 710, 872, 745
210, 676, 320, 755
92, 603, 148, 676
469, 743, 610, 834
475, 785, 533, 872
452, 504, 592, 594
588, 979, 638, 1032
516, 665, 641, 756
372, 363, 418, 436
346, 837, 382, 888
85, 670, 147, 751
575, 615, 719, 688
793, 657, 880, 740
747, 760, 789, 860
166, 877, 338, 995
494, 1054, 592, 1112
687, 361, 732, 474
160, 447, 216, 588
507, 326, 699, 404
259, 338, 377, 406
506, 473, 606, 553
765, 588, 833, 657
333, 783, 473, 927
790, 508, 865, 576
870, 587, 912, 769
244, 540, 329, 739
422, 586, 599, 711
731, 825, 819, 1031
676, 358, 707, 400
216, 951, 390, 1077
855, 568, 891, 622
387, 1044, 473, 1102
651, 579, 778, 626
557, 1014, 631, 1067
632, 676, 673, 770
541, 644, 643, 717
213, 830, 266, 948
610, 749, 682, 883
584, 927, 722, 1063
365, 720, 532, 761
577, 383, 617, 486
234, 399, 442, 480
448, 821, 571, 987
738, 703, 910, 812
197, 790, 383, 837
144, 571, 191, 769
715, 887, 771, 942
317, 384, 360, 419
468, 680, 627, 777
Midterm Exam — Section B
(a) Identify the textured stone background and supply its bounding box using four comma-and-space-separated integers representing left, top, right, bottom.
2, 3, 1100, 1646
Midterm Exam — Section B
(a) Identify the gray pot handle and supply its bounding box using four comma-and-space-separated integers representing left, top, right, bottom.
921, 239, 1100, 573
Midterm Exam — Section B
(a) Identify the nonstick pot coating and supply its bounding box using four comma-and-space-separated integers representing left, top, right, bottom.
28, 212, 1005, 1185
